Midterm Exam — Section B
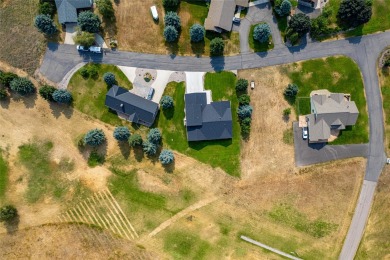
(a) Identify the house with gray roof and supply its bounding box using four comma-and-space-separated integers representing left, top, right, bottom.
204, 0, 249, 32
55, 0, 93, 24
105, 85, 159, 127
184, 92, 233, 141
305, 90, 359, 143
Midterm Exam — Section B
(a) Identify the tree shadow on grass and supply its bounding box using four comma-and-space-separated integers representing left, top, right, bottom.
10, 92, 37, 109
49, 102, 74, 119
162, 107, 174, 120
133, 146, 144, 162
165, 40, 179, 56
163, 160, 175, 173
118, 141, 130, 159
4, 215, 20, 234
0, 96, 10, 109
191, 41, 205, 57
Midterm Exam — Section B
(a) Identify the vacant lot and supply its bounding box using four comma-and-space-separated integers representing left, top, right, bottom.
0, 0, 46, 75
113, 0, 239, 56
156, 72, 241, 177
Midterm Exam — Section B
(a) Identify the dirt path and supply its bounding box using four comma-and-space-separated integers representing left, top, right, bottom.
145, 196, 219, 239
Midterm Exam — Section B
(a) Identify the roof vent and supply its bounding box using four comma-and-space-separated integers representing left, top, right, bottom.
120, 104, 124, 107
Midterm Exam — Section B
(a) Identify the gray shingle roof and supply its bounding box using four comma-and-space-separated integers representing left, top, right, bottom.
185, 93, 233, 141
307, 91, 359, 143
204, 0, 236, 32
55, 0, 92, 24
105, 85, 159, 127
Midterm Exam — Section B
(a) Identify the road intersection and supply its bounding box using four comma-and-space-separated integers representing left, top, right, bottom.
39, 31, 390, 259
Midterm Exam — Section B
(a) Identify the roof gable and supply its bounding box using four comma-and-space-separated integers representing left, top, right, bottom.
55, 0, 92, 24
204, 0, 236, 32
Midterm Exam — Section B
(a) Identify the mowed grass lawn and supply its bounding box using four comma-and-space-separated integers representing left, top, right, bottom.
0, 151, 8, 200
0, 0, 46, 75
156, 72, 241, 177
289, 56, 368, 144
249, 23, 274, 52
68, 64, 136, 128
379, 64, 390, 150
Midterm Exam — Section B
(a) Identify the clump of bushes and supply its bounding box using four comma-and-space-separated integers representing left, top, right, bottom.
337, 0, 372, 28
78, 11, 101, 33
143, 141, 157, 156
96, 0, 115, 20
275, 0, 292, 17
52, 89, 72, 104
39, 85, 56, 101
236, 78, 248, 92
283, 83, 299, 104
235, 78, 253, 137
129, 134, 143, 147
210, 37, 224, 56
147, 128, 162, 144
160, 95, 174, 109
0, 205, 18, 223
79, 64, 99, 79
34, 14, 57, 35
10, 77, 35, 96
286, 13, 310, 45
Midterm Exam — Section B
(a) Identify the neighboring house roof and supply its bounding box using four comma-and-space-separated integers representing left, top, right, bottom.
55, 0, 92, 24
204, 0, 236, 32
307, 90, 359, 142
185, 93, 233, 141
105, 85, 159, 127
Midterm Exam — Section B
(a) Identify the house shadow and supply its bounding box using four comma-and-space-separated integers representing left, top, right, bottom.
189, 139, 232, 151
308, 142, 327, 150
49, 102, 74, 119
4, 215, 20, 234
210, 56, 225, 71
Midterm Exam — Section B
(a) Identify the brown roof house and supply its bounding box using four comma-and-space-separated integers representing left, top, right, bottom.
204, 0, 249, 33
305, 90, 359, 143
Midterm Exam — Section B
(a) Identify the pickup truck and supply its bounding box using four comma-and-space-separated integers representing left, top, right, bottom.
76, 45, 102, 53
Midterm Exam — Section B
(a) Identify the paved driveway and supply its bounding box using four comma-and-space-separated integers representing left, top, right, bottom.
64, 23, 77, 45
293, 122, 368, 166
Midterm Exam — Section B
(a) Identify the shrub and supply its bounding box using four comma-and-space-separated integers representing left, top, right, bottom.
240, 117, 252, 135
163, 0, 180, 9
284, 83, 299, 98
113, 126, 131, 141
103, 72, 116, 86
88, 66, 99, 79
164, 11, 181, 30
241, 117, 252, 126
253, 23, 271, 43
310, 16, 331, 39
287, 30, 300, 45
236, 78, 249, 92
238, 94, 251, 106
129, 134, 143, 147
79, 67, 89, 78
77, 11, 101, 33
0, 205, 18, 222
160, 95, 174, 109
338, 0, 372, 28
52, 89, 72, 104
34, 14, 57, 35
190, 24, 205, 42
384, 57, 390, 67
143, 141, 157, 156
275, 0, 292, 16
283, 107, 291, 116
88, 151, 105, 167
0, 88, 8, 100
39, 85, 56, 101
10, 77, 35, 95
84, 129, 106, 147
288, 13, 311, 36
210, 37, 224, 56
159, 149, 174, 165
237, 105, 253, 119
164, 26, 179, 42
73, 31, 95, 47
96, 0, 115, 20
39, 2, 55, 17
147, 128, 162, 144
0, 72, 18, 87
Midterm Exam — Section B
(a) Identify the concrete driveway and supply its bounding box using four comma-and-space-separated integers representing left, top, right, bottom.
64, 23, 77, 45
293, 122, 368, 166
185, 72, 205, 93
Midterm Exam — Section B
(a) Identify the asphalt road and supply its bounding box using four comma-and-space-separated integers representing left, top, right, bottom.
293, 122, 368, 167
39, 31, 390, 259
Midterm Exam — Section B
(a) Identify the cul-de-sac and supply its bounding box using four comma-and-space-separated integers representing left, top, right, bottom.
0, 0, 389, 259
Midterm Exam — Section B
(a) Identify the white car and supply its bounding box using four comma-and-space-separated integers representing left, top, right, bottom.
150, 6, 158, 20
76, 45, 89, 52
302, 127, 308, 140
89, 46, 102, 53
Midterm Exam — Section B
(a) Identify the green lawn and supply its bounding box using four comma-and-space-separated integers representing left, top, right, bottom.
249, 23, 274, 52
18, 141, 90, 203
156, 72, 241, 177
289, 56, 369, 144
163, 230, 211, 259
0, 151, 8, 199
68, 63, 138, 129
379, 65, 390, 150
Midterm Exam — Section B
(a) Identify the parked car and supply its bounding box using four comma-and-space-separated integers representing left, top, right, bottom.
232, 17, 241, 24
150, 6, 158, 21
89, 46, 102, 53
302, 127, 308, 140
250, 80, 255, 89
147, 88, 155, 100
76, 45, 89, 52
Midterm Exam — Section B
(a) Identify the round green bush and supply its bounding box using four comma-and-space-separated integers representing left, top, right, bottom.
235, 78, 249, 92
84, 129, 106, 147
253, 23, 271, 43
0, 205, 18, 222
129, 134, 143, 147
190, 24, 205, 42
113, 126, 131, 141
143, 141, 157, 156
159, 149, 174, 165
160, 95, 174, 109
39, 85, 56, 101
79, 67, 89, 78
34, 14, 57, 35
237, 105, 253, 119
52, 89, 72, 104
164, 11, 181, 30
77, 11, 101, 33
0, 88, 8, 100
210, 37, 224, 56
238, 94, 251, 106
164, 25, 178, 42
103, 72, 116, 86
147, 128, 162, 144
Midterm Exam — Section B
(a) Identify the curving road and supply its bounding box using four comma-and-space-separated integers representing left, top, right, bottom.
39, 31, 390, 259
